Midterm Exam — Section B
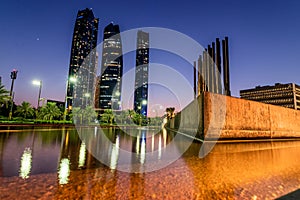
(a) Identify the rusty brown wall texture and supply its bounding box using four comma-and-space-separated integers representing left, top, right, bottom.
174, 92, 300, 139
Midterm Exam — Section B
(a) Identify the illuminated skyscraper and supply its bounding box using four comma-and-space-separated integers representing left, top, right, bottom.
134, 31, 149, 116
66, 8, 99, 110
98, 23, 123, 111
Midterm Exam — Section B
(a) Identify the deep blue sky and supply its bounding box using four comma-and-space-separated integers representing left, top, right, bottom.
1, 0, 300, 112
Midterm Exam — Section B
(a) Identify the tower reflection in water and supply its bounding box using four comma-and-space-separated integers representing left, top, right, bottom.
73, 126, 172, 174
6, 126, 172, 185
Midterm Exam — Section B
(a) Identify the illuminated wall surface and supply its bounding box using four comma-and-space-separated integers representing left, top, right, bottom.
175, 92, 300, 139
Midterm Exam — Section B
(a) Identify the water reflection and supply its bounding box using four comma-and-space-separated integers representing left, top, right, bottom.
58, 158, 70, 185
19, 147, 32, 179
110, 135, 119, 170
140, 131, 146, 164
78, 142, 86, 168
3, 126, 300, 198
76, 126, 176, 172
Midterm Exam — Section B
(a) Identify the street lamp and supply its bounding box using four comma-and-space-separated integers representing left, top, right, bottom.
8, 69, 18, 120
66, 76, 77, 110
138, 99, 147, 126
32, 80, 42, 108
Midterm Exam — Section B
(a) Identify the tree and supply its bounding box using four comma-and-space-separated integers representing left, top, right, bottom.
71, 106, 97, 124
127, 110, 147, 126
71, 107, 83, 124
82, 106, 97, 124
101, 109, 114, 125
0, 83, 9, 108
115, 110, 128, 125
15, 101, 35, 119
166, 107, 175, 119
38, 102, 62, 121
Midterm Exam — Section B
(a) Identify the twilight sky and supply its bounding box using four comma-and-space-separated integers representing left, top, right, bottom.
1, 0, 300, 114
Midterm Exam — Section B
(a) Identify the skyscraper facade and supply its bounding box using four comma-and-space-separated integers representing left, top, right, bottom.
66, 8, 99, 110
134, 31, 149, 116
98, 23, 123, 111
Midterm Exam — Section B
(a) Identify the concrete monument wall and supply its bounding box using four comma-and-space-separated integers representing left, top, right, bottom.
173, 92, 300, 139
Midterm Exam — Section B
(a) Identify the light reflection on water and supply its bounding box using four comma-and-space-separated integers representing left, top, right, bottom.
1, 126, 300, 198
19, 147, 32, 179
0, 126, 173, 181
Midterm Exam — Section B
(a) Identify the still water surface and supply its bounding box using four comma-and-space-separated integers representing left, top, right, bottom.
1, 126, 300, 199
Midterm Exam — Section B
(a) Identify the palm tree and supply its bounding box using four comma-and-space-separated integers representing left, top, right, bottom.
166, 107, 175, 119
15, 101, 35, 119
38, 103, 62, 121
82, 106, 97, 124
71, 107, 83, 124
0, 83, 9, 107
102, 109, 114, 125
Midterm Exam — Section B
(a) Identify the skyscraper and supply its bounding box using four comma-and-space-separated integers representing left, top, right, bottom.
66, 8, 99, 110
134, 31, 149, 116
98, 23, 123, 111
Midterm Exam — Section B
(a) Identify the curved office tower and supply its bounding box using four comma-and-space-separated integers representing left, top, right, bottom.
66, 8, 99, 110
98, 23, 123, 111
134, 30, 149, 117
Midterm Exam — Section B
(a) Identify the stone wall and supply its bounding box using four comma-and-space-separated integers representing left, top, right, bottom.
173, 92, 300, 139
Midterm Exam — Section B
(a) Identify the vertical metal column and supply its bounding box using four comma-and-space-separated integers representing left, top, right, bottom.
212, 42, 216, 93
198, 55, 203, 94
203, 50, 208, 92
216, 38, 222, 94
208, 45, 212, 92
193, 61, 197, 99
222, 37, 231, 96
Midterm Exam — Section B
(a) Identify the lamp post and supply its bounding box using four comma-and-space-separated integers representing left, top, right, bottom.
63, 77, 77, 121
138, 99, 147, 126
8, 69, 18, 120
66, 76, 77, 111
32, 80, 42, 108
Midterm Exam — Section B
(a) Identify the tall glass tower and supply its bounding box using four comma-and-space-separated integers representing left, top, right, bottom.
134, 30, 149, 116
66, 8, 99, 110
99, 23, 123, 111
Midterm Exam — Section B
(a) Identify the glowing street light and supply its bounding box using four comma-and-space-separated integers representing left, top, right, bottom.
32, 80, 42, 108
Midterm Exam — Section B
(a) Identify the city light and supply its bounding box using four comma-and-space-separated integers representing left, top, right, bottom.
115, 91, 120, 96
141, 99, 147, 105
32, 80, 42, 108
32, 80, 41, 86
69, 76, 77, 83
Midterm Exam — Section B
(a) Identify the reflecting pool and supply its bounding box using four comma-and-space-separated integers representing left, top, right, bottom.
1, 126, 300, 199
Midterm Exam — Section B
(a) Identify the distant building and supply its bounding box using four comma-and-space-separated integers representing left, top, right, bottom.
98, 23, 123, 111
133, 30, 149, 116
240, 83, 300, 110
66, 8, 99, 110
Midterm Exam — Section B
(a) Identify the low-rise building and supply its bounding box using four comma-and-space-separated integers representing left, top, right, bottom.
240, 83, 300, 110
